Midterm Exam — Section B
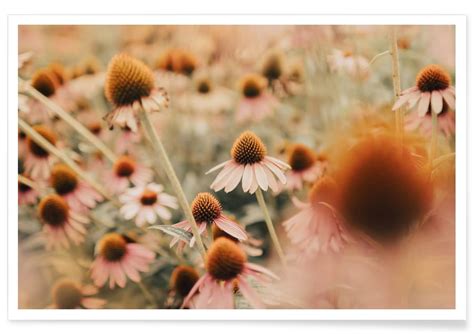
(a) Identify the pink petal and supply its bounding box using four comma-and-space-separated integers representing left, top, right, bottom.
81, 297, 106, 309
430, 90, 443, 114
215, 216, 248, 240
237, 277, 265, 309
242, 164, 253, 192
254, 163, 269, 191
418, 92, 431, 117
442, 89, 455, 110
224, 164, 245, 193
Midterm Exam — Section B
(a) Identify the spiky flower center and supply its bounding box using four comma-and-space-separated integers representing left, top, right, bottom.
191, 192, 222, 223
231, 131, 267, 165
170, 265, 200, 297
88, 122, 102, 135
114, 156, 136, 177
51, 164, 78, 195
140, 190, 158, 206
105, 53, 155, 107
98, 233, 127, 262
31, 69, 58, 97
206, 238, 246, 281
416, 64, 451, 92
52, 280, 82, 309
262, 54, 283, 82
27, 125, 57, 158
38, 194, 69, 227
240, 74, 267, 99
288, 144, 317, 172
309, 176, 337, 205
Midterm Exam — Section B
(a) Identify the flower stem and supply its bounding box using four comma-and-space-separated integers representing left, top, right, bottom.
389, 27, 404, 139
22, 80, 117, 163
19, 118, 114, 202
255, 188, 287, 267
136, 281, 157, 308
138, 108, 206, 260
369, 50, 390, 65
430, 112, 439, 169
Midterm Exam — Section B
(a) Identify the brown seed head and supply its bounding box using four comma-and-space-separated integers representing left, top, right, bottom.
51, 164, 78, 195
169, 265, 200, 297
287, 143, 317, 172
27, 125, 57, 158
415, 64, 451, 93
239, 74, 267, 99
98, 233, 128, 262
140, 189, 158, 206
156, 49, 197, 75
191, 192, 222, 223
206, 238, 246, 281
38, 194, 69, 227
31, 69, 59, 97
113, 156, 136, 177
309, 176, 338, 205
231, 131, 267, 165
52, 279, 83, 309
197, 78, 212, 94
105, 53, 155, 107
262, 53, 283, 82
48, 63, 68, 85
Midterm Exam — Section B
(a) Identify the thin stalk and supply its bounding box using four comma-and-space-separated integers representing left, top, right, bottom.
429, 112, 439, 169
369, 50, 390, 65
18, 174, 39, 191
22, 81, 117, 163
19, 118, 114, 202
255, 188, 287, 267
136, 281, 157, 308
138, 108, 206, 260
390, 27, 404, 139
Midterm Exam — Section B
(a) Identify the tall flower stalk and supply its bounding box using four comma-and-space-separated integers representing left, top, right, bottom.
390, 27, 404, 139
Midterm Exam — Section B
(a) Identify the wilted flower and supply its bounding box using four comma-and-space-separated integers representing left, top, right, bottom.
50, 279, 106, 309
283, 176, 350, 257
236, 74, 278, 122
24, 125, 57, 180
171, 192, 247, 247
392, 64, 455, 117
207, 131, 290, 193
50, 164, 103, 212
91, 233, 155, 289
103, 155, 153, 194
183, 238, 278, 308
104, 53, 169, 131
38, 194, 90, 249
119, 182, 178, 227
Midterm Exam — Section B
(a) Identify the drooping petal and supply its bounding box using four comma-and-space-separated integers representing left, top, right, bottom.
431, 90, 443, 114
418, 92, 431, 117
215, 216, 248, 240
237, 277, 265, 309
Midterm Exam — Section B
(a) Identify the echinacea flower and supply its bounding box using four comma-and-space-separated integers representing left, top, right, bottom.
119, 182, 178, 227
24, 125, 57, 180
392, 64, 455, 117
212, 218, 264, 257
170, 265, 200, 298
171, 192, 247, 247
156, 48, 197, 76
183, 76, 233, 115
50, 164, 103, 213
183, 238, 278, 309
104, 53, 169, 132
103, 155, 153, 194
207, 131, 290, 194
38, 194, 90, 250
405, 104, 455, 137
90, 233, 155, 289
327, 49, 369, 79
18, 178, 38, 205
236, 74, 278, 122
50, 279, 106, 309
283, 176, 350, 257
285, 143, 325, 191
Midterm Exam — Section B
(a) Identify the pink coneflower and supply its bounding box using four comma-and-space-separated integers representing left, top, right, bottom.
115, 126, 142, 154
24, 125, 57, 180
50, 164, 103, 213
327, 49, 370, 79
50, 279, 106, 309
183, 238, 278, 309
169, 265, 200, 299
18, 178, 38, 205
405, 105, 455, 137
104, 53, 169, 132
392, 64, 455, 117
171, 192, 247, 247
119, 182, 178, 227
103, 155, 153, 195
283, 176, 350, 257
183, 76, 233, 115
90, 233, 155, 289
236, 74, 278, 122
285, 144, 325, 191
207, 131, 291, 194
38, 194, 90, 250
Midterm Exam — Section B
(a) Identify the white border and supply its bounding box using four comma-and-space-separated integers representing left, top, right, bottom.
7, 14, 467, 321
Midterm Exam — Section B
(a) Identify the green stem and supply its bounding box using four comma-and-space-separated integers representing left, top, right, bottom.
22, 80, 117, 163
138, 108, 206, 260
255, 188, 287, 267
19, 118, 114, 202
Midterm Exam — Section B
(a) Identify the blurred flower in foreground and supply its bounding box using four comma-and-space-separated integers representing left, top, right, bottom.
24, 125, 57, 180
18, 179, 38, 205
115, 126, 142, 154
207, 131, 290, 193
104, 53, 169, 131
119, 182, 178, 227
171, 192, 248, 248
392, 64, 455, 117
183, 238, 278, 308
38, 194, 90, 250
50, 164, 103, 213
285, 143, 325, 191
336, 134, 433, 245
170, 265, 200, 299
327, 49, 369, 79
91, 233, 155, 289
283, 176, 350, 258
236, 74, 278, 122
50, 279, 106, 309
103, 155, 153, 194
